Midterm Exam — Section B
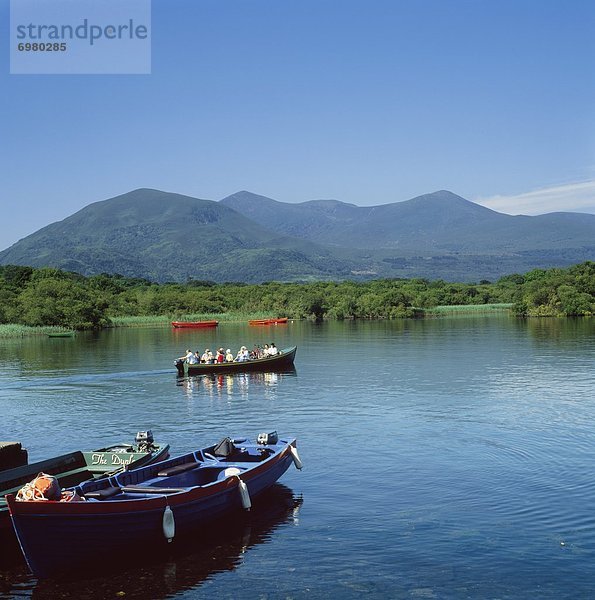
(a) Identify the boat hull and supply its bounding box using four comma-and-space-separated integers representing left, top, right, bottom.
248, 318, 289, 325
171, 321, 218, 328
8, 437, 297, 578
176, 346, 297, 376
0, 443, 169, 560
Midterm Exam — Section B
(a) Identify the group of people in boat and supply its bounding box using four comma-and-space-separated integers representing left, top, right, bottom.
178, 343, 279, 364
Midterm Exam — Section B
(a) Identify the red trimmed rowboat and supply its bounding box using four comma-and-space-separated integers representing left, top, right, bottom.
171, 321, 219, 328
248, 317, 289, 326
7, 433, 301, 578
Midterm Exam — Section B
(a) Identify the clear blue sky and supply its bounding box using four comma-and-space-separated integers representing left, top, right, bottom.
2, 0, 595, 250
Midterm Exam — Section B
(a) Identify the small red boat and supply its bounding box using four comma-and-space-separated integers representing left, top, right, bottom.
248, 318, 289, 326
171, 321, 219, 329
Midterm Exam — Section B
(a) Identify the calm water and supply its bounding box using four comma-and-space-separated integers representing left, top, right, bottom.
0, 317, 594, 599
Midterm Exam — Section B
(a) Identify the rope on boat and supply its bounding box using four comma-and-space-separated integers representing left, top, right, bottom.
16, 472, 60, 501
16, 473, 85, 502
16, 480, 47, 501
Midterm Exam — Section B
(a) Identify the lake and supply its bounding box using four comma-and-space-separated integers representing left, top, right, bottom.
1, 316, 594, 599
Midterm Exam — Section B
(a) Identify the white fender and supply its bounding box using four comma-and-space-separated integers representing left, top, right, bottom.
237, 478, 251, 510
290, 446, 303, 470
162, 505, 175, 542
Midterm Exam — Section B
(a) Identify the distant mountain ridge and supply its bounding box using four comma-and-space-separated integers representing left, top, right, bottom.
0, 188, 593, 283
220, 190, 595, 252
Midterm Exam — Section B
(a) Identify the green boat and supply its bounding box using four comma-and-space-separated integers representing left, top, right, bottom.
175, 346, 298, 376
47, 331, 76, 338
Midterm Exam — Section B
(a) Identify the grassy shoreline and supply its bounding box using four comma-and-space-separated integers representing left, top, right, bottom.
0, 306, 516, 338
422, 303, 514, 315
108, 312, 276, 327
0, 324, 76, 338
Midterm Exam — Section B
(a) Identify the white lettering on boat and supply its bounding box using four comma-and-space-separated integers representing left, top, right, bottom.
110, 453, 135, 465
90, 453, 136, 466
91, 453, 108, 465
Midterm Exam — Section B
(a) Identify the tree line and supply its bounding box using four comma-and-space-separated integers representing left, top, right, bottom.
0, 262, 592, 330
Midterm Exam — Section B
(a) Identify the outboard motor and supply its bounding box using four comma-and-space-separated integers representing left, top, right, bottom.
174, 359, 185, 376
257, 431, 278, 445
135, 430, 154, 452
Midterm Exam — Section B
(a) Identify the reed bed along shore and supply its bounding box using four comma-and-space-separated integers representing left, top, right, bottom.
422, 303, 513, 315
0, 313, 281, 337
108, 312, 276, 328
0, 324, 75, 338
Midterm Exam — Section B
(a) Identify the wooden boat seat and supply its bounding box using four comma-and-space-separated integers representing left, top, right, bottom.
84, 486, 121, 499
56, 466, 95, 487
157, 462, 198, 477
84, 485, 187, 498
120, 486, 186, 494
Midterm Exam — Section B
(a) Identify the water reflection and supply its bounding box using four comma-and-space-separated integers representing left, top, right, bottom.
176, 368, 297, 401
514, 315, 595, 345
0, 484, 302, 600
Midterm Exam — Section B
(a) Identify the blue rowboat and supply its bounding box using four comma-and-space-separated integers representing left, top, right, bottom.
7, 433, 301, 578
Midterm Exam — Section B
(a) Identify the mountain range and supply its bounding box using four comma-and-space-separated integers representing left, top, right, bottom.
221, 190, 595, 253
0, 188, 593, 283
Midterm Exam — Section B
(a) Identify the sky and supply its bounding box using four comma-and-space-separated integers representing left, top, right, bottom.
1, 0, 595, 250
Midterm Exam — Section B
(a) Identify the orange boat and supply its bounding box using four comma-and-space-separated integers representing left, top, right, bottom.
171, 320, 219, 329
248, 318, 289, 326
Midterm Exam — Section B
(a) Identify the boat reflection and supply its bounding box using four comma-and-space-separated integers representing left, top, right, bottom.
177, 367, 297, 400
0, 484, 302, 599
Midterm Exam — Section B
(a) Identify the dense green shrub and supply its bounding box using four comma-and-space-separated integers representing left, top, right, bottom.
0, 261, 592, 328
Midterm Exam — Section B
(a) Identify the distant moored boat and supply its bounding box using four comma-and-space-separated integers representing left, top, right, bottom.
171, 321, 219, 329
248, 318, 289, 326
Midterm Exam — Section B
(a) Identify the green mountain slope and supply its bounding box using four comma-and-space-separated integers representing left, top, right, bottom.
1, 188, 593, 283
0, 189, 351, 282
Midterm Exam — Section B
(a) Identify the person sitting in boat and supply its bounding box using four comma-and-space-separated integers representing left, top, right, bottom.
201, 349, 214, 364
216, 348, 225, 363
235, 346, 249, 362
225, 348, 234, 362
187, 351, 199, 365
268, 343, 279, 356
178, 349, 194, 363
262, 343, 270, 356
